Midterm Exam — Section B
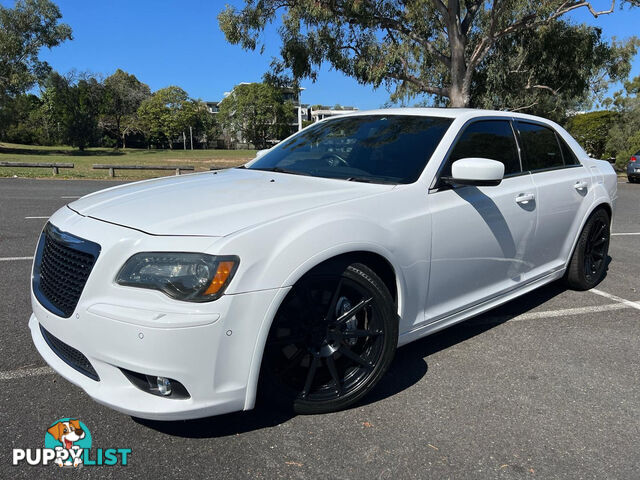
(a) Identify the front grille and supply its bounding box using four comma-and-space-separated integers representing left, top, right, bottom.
33, 223, 100, 318
40, 325, 100, 381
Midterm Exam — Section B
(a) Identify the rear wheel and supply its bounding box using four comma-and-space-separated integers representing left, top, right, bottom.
261, 262, 397, 414
564, 208, 610, 290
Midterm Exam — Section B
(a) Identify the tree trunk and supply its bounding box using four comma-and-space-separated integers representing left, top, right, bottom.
448, 82, 470, 107
122, 132, 126, 149
448, 36, 471, 107
116, 117, 122, 149
445, 4, 471, 109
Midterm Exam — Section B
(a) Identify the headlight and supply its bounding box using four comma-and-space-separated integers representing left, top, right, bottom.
115, 253, 239, 302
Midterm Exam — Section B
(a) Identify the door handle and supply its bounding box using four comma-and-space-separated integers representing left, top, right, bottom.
516, 193, 535, 204
574, 181, 588, 191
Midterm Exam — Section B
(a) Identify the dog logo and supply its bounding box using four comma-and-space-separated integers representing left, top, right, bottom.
13, 418, 130, 467
44, 418, 92, 468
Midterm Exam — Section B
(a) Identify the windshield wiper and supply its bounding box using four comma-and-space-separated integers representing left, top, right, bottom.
346, 176, 375, 183
346, 176, 397, 184
252, 167, 311, 176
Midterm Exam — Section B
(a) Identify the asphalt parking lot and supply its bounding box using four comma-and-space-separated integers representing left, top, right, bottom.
1, 177, 638, 479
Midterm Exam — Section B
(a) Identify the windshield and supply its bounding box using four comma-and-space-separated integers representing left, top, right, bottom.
247, 115, 453, 184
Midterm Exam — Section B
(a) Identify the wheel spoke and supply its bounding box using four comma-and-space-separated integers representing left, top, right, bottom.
301, 355, 320, 398
339, 345, 373, 370
326, 355, 343, 395
341, 328, 382, 339
592, 237, 606, 247
325, 278, 344, 321
335, 297, 372, 325
590, 223, 605, 242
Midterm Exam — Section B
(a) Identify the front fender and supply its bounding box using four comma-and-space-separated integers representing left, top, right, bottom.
222, 212, 408, 311
228, 214, 414, 412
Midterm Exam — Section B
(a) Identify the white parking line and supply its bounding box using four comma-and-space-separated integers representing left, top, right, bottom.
611, 232, 640, 236
0, 366, 53, 381
509, 303, 629, 320
590, 289, 640, 311
24, 216, 49, 219
478, 302, 630, 325
0, 256, 33, 262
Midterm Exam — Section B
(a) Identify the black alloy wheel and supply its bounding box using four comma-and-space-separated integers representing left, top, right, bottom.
262, 262, 397, 414
565, 208, 611, 290
583, 217, 608, 283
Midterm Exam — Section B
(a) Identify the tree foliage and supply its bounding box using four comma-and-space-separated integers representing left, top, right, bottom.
101, 69, 151, 148
0, 0, 71, 102
41, 72, 103, 150
219, 0, 638, 109
604, 76, 640, 168
0, 93, 44, 143
470, 21, 638, 120
137, 86, 215, 149
565, 110, 619, 159
217, 82, 294, 148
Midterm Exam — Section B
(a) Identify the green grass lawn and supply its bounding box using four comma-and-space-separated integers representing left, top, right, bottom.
0, 142, 256, 180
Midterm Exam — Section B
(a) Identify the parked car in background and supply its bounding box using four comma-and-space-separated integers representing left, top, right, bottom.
28, 108, 617, 420
628, 152, 639, 183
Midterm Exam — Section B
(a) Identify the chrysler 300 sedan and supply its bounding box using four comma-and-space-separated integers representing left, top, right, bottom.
29, 109, 617, 420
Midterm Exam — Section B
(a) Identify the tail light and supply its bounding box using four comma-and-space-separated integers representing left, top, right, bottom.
631, 156, 637, 162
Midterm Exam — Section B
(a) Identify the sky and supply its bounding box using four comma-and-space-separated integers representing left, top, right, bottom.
6, 0, 640, 109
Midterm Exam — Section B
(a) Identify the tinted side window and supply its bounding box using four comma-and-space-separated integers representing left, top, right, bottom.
557, 135, 580, 166
443, 120, 521, 177
518, 122, 563, 171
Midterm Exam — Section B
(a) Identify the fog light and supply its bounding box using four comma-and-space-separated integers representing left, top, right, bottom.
157, 376, 172, 396
120, 368, 190, 399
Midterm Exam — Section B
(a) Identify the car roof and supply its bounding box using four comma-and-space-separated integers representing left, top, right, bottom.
327, 107, 555, 124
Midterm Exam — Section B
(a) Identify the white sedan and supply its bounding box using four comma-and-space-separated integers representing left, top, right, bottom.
29, 108, 617, 420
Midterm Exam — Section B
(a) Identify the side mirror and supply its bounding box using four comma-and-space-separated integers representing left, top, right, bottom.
445, 158, 505, 187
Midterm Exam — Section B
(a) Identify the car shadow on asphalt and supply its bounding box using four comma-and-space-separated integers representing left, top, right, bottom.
133, 279, 586, 439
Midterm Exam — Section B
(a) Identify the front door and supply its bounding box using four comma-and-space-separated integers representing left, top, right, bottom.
425, 119, 538, 322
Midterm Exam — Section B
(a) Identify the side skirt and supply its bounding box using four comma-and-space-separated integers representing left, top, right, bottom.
397, 268, 565, 347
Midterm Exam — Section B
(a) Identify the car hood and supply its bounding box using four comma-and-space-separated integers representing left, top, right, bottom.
68, 169, 394, 237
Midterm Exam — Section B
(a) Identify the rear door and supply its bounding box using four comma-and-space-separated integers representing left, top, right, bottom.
425, 119, 538, 322
515, 121, 590, 276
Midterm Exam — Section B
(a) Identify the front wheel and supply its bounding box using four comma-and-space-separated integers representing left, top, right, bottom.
564, 208, 611, 290
261, 262, 397, 414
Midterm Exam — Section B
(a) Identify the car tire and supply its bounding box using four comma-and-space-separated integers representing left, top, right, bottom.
260, 262, 398, 415
564, 208, 611, 291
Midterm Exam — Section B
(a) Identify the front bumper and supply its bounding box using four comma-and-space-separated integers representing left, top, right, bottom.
28, 208, 289, 420
30, 287, 286, 420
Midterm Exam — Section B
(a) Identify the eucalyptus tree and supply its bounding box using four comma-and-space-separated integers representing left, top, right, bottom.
219, 0, 637, 108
